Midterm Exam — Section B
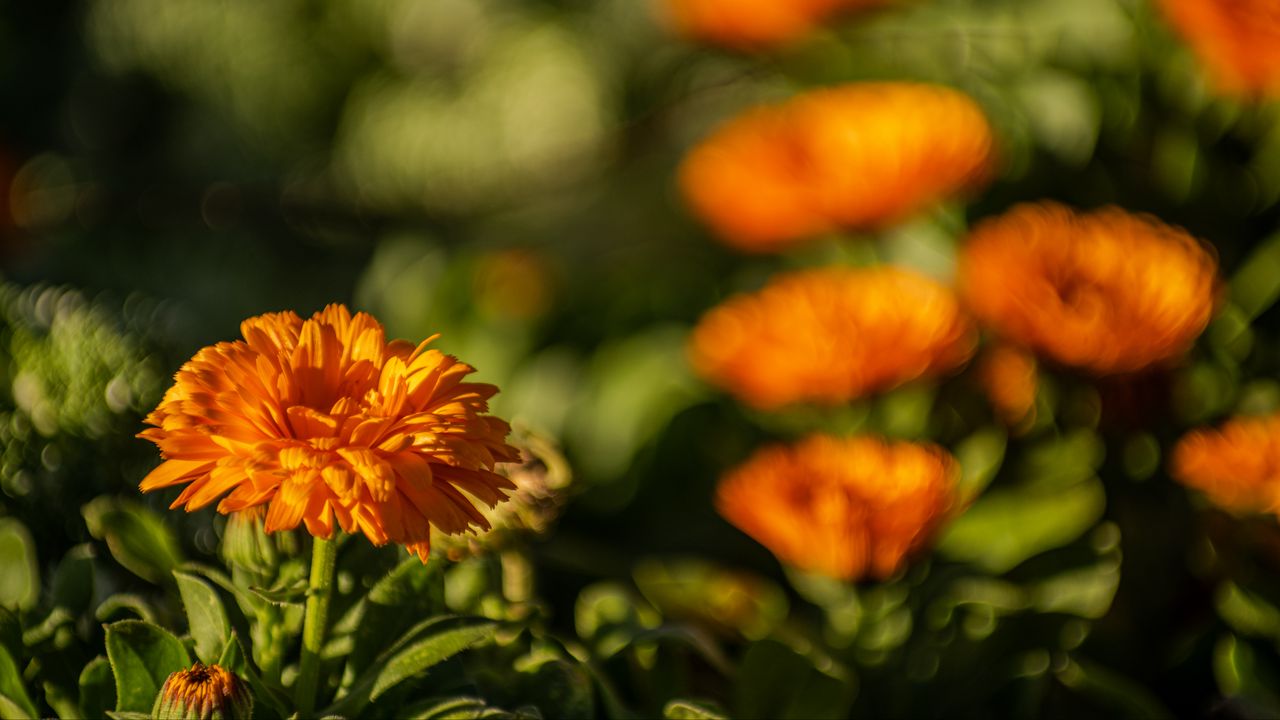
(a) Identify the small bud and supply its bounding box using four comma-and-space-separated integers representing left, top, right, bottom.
220, 507, 277, 576
152, 663, 253, 720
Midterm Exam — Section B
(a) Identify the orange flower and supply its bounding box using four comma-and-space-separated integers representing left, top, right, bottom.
679, 83, 994, 252
959, 203, 1218, 375
716, 434, 958, 580
153, 663, 252, 720
1157, 0, 1280, 97
661, 0, 882, 49
978, 344, 1038, 428
138, 304, 519, 561
1171, 414, 1280, 516
689, 266, 976, 409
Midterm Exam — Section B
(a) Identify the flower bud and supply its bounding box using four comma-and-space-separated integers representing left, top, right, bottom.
219, 507, 277, 576
152, 663, 253, 720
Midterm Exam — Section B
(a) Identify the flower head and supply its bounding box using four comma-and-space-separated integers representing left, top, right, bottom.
689, 266, 976, 409
959, 203, 1219, 375
1158, 0, 1280, 97
661, 0, 883, 50
1171, 414, 1280, 516
139, 304, 520, 561
152, 663, 252, 720
717, 434, 958, 580
679, 83, 994, 252
978, 344, 1038, 429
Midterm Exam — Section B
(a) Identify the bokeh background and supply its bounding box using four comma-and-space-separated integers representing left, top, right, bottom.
7, 0, 1280, 717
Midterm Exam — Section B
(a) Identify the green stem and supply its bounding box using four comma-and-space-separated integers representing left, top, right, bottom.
295, 534, 337, 718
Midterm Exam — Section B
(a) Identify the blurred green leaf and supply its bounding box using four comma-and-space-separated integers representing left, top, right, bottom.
52, 544, 96, 615
734, 638, 853, 720
633, 557, 788, 641
519, 659, 594, 720
954, 428, 1008, 505
104, 620, 190, 713
1214, 634, 1280, 718
1231, 232, 1280, 320
664, 699, 727, 719
1057, 658, 1172, 719
937, 477, 1106, 574
82, 496, 183, 584
0, 608, 19, 661
0, 644, 37, 719
0, 518, 39, 611
95, 594, 157, 624
402, 695, 540, 719
78, 657, 116, 720
174, 570, 231, 664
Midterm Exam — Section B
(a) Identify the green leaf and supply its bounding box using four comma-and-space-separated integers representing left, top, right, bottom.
519, 659, 593, 720
104, 620, 190, 713
0, 518, 39, 611
174, 570, 231, 664
937, 477, 1106, 574
104, 712, 151, 720
42, 680, 81, 720
953, 428, 1007, 505
82, 497, 183, 584
0, 644, 37, 719
1057, 658, 1172, 720
734, 638, 854, 720
325, 616, 497, 717
79, 656, 115, 720
248, 577, 309, 606
1231, 231, 1280, 320
370, 617, 497, 701
664, 699, 728, 720
1214, 634, 1280, 717
401, 696, 540, 719
0, 607, 21, 661
95, 594, 157, 624
332, 555, 446, 676
52, 544, 96, 615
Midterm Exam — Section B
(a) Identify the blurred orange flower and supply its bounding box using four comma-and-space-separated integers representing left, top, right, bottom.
679, 83, 994, 252
978, 344, 1038, 428
689, 266, 976, 409
1171, 414, 1280, 515
138, 304, 520, 561
717, 434, 958, 580
662, 0, 887, 49
959, 203, 1218, 375
1158, 0, 1280, 97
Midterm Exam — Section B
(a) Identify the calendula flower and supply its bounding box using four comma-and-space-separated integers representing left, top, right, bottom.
959, 203, 1219, 375
1171, 414, 1280, 516
661, 0, 887, 50
138, 304, 519, 561
1157, 0, 1280, 97
152, 663, 253, 720
689, 266, 976, 409
978, 344, 1038, 428
717, 434, 958, 580
679, 83, 994, 252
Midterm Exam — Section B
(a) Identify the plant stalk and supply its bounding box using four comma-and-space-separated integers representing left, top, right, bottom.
295, 534, 337, 717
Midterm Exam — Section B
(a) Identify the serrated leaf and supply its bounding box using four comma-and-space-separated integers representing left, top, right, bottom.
937, 477, 1106, 574
52, 544, 96, 615
79, 656, 115, 720
0, 518, 39, 611
333, 555, 446, 677
83, 497, 183, 585
174, 570, 231, 664
664, 699, 727, 720
0, 644, 37, 719
370, 617, 497, 700
104, 620, 190, 713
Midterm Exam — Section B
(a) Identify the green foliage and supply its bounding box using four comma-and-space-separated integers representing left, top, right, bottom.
82, 497, 184, 585
104, 620, 191, 713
